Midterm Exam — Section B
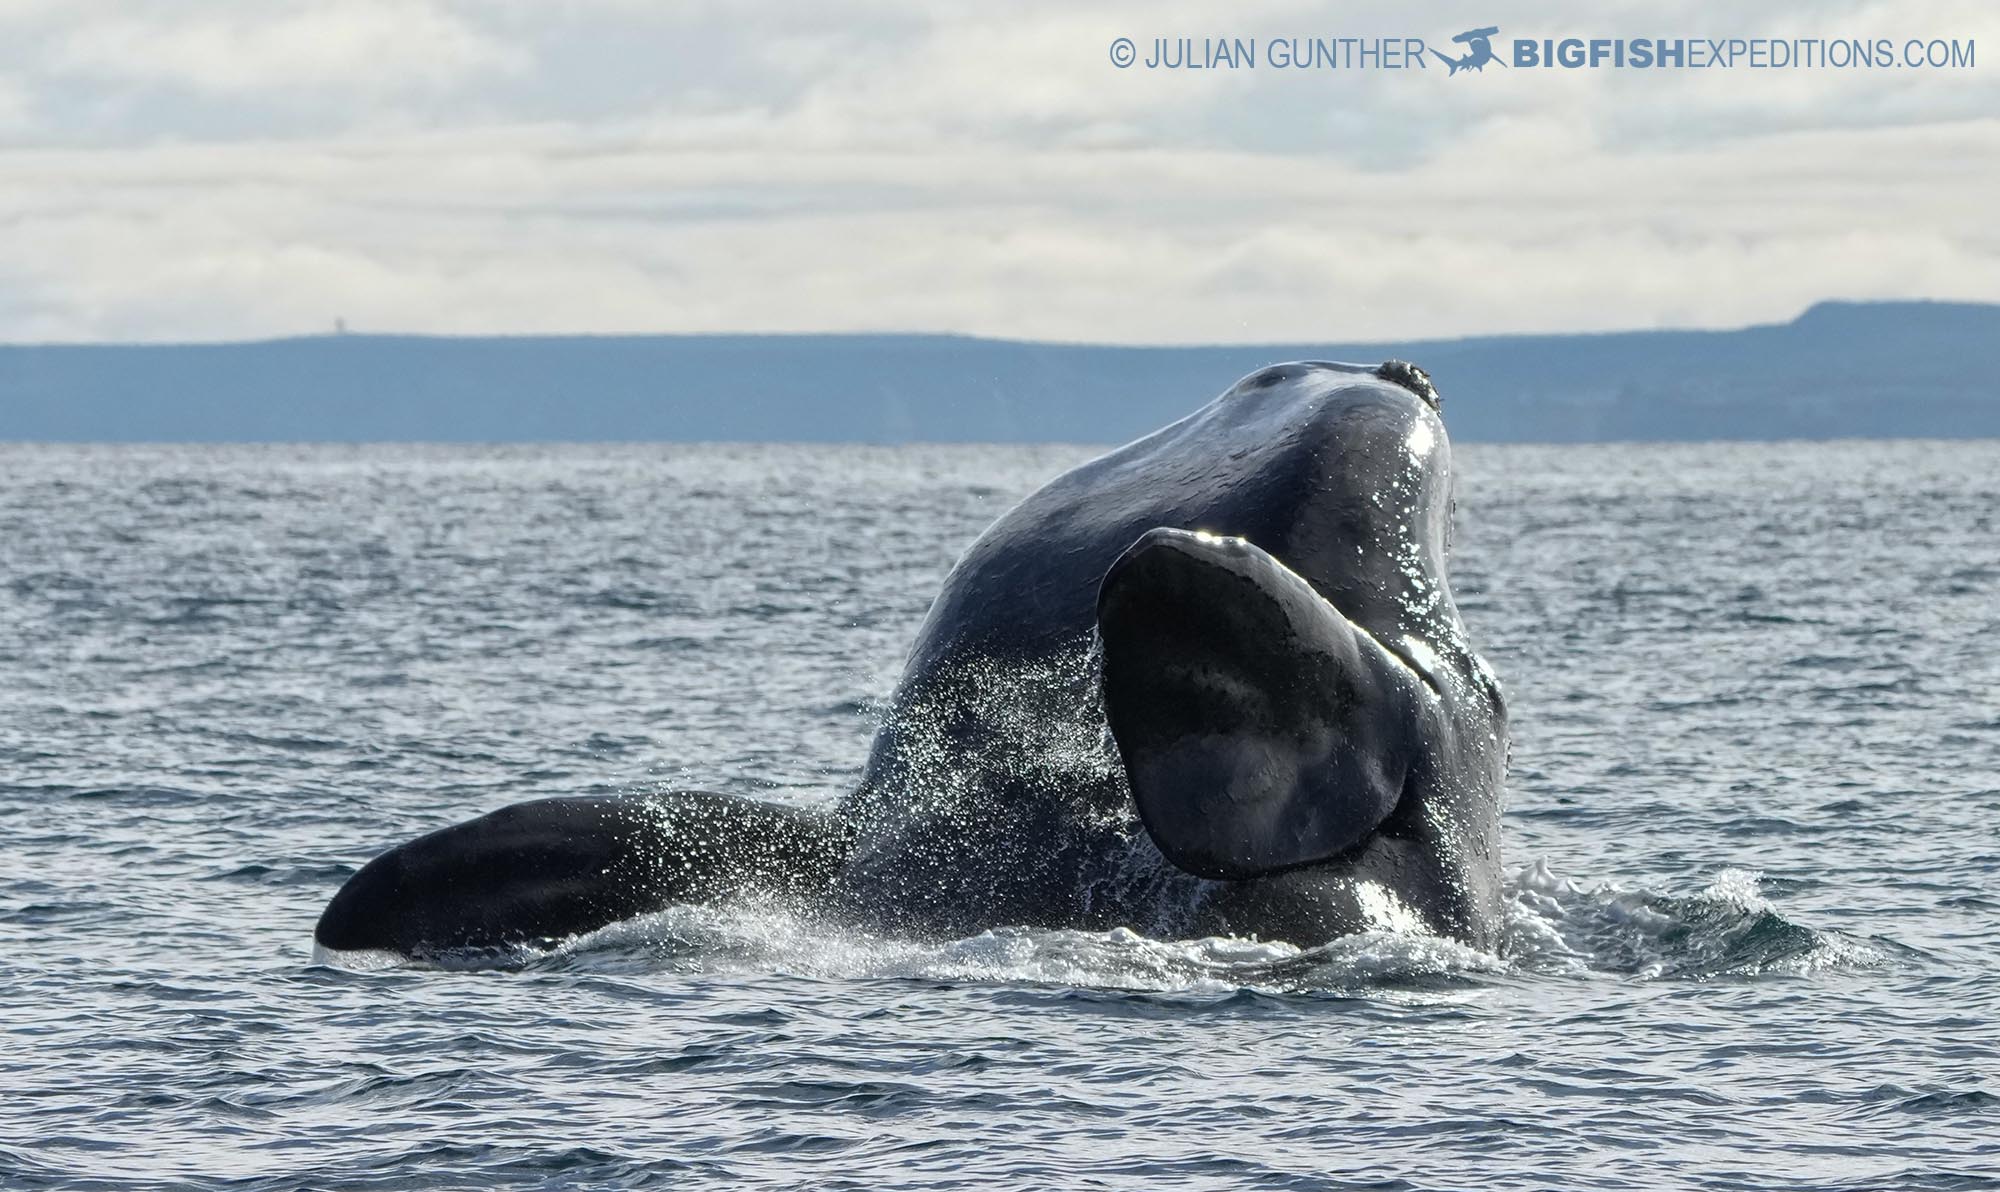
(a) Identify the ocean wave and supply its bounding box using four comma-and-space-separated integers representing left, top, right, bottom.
1503, 859, 1898, 979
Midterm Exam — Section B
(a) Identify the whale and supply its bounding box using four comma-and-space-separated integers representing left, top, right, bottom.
314, 360, 1508, 960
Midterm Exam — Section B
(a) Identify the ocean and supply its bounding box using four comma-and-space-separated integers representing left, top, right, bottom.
2, 440, 1996, 1190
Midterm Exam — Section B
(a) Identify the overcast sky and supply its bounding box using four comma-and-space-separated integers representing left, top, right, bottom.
1, 0, 1996, 344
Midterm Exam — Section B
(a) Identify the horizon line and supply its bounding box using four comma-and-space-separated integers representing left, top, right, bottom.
4, 297, 1993, 353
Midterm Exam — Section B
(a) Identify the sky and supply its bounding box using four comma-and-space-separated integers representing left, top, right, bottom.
1, 0, 1996, 345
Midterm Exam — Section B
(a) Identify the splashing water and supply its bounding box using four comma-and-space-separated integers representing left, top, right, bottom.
1504, 860, 1895, 979
315, 859, 1886, 1001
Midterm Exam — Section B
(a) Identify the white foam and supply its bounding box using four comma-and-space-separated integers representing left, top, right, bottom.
1698, 867, 1771, 912
310, 942, 405, 971
312, 858, 1892, 988
458, 895, 1510, 995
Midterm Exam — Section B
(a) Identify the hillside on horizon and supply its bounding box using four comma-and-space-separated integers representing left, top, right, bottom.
3, 300, 1996, 444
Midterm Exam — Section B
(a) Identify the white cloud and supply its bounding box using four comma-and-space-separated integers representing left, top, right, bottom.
0, 1, 1996, 342
0, 73, 30, 130
48, 1, 525, 95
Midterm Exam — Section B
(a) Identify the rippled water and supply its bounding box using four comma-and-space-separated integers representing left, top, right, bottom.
3, 440, 1997, 1190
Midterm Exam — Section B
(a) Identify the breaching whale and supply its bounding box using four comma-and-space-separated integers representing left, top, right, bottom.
315, 360, 1508, 960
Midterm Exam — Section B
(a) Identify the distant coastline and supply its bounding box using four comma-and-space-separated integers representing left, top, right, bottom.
2, 300, 1995, 444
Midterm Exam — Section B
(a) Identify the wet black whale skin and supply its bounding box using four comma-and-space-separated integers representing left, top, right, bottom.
315, 361, 1508, 956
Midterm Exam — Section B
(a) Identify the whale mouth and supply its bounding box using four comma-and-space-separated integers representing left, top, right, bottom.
1095, 528, 1429, 883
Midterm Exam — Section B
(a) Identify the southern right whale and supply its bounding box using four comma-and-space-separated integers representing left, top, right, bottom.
315, 359, 1508, 959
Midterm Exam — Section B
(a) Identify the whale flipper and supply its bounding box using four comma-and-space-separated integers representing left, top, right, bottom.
314, 792, 850, 958
1097, 528, 1434, 881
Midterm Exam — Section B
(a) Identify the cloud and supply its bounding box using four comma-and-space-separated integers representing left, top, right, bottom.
47, 1, 525, 96
0, 73, 30, 130
0, 1, 1996, 342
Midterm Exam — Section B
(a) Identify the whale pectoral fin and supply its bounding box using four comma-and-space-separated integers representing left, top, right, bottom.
313, 792, 849, 958
1096, 528, 1430, 880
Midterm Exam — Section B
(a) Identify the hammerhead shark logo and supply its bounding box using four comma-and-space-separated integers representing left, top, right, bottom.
1432, 26, 1507, 75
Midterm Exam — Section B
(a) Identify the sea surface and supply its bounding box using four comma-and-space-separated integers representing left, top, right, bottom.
2, 440, 1996, 1191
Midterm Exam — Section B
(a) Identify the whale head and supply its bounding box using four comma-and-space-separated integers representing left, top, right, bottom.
1094, 361, 1505, 883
